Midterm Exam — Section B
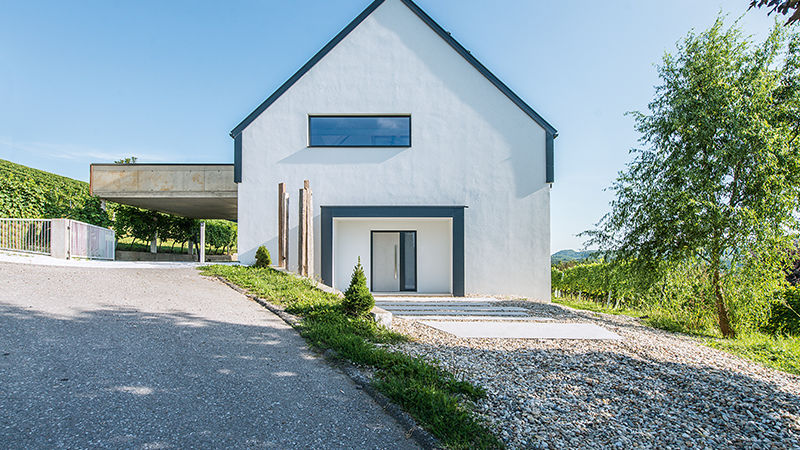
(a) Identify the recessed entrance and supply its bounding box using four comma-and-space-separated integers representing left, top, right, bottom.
370, 231, 416, 292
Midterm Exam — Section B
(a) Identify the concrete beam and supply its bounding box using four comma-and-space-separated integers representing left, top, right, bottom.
90, 164, 237, 219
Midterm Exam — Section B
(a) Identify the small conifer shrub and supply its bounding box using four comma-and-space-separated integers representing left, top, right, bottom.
343, 257, 374, 317
254, 245, 272, 268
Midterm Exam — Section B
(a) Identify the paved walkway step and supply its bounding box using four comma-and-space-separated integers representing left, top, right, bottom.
394, 310, 529, 317
379, 306, 528, 312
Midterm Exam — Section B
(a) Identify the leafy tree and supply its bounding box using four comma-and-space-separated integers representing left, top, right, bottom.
112, 205, 160, 249
750, 0, 800, 25
114, 156, 138, 164
585, 19, 800, 337
343, 257, 374, 317
204, 220, 237, 254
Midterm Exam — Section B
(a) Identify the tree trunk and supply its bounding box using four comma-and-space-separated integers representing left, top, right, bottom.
712, 267, 736, 338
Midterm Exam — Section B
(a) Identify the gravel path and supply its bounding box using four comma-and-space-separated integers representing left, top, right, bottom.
0, 262, 418, 449
390, 301, 800, 449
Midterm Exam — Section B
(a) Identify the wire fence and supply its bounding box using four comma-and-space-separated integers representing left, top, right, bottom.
0, 218, 115, 260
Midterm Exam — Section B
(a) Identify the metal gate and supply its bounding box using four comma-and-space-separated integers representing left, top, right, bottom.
69, 220, 115, 260
0, 218, 52, 255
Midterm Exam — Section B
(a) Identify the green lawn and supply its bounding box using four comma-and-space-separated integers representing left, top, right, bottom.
703, 333, 800, 376
200, 265, 502, 449
554, 296, 800, 376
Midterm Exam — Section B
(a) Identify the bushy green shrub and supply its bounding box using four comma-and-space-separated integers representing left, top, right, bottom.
254, 246, 271, 268
343, 257, 374, 317
763, 287, 800, 336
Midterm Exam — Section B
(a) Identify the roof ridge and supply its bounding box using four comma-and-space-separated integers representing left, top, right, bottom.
229, 0, 556, 138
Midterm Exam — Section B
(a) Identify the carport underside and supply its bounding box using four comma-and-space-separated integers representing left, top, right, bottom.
89, 164, 237, 220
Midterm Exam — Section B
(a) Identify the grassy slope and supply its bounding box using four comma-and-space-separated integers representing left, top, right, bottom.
200, 265, 502, 449
554, 296, 800, 376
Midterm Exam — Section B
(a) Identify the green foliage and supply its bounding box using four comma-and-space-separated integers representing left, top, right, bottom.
343, 258, 375, 317
112, 205, 236, 254
584, 19, 800, 337
0, 158, 111, 226
704, 333, 800, 376
763, 286, 800, 336
112, 205, 160, 243
199, 265, 500, 448
254, 246, 271, 268
204, 219, 237, 253
750, 0, 800, 25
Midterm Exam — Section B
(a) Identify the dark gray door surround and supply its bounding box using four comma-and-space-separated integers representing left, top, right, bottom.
320, 206, 465, 297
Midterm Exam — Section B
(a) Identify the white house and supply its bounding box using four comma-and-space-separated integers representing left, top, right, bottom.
232, 0, 557, 300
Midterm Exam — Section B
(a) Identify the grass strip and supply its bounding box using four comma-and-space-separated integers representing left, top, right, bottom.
553, 296, 800, 376
200, 265, 502, 449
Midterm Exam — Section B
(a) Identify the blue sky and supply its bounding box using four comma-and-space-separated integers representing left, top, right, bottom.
0, 0, 779, 252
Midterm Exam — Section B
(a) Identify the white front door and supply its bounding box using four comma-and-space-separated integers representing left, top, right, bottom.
371, 232, 400, 292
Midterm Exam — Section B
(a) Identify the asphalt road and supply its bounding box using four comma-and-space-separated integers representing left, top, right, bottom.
0, 262, 418, 449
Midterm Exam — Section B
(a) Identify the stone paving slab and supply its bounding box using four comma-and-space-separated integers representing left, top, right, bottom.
379, 306, 529, 312
397, 310, 530, 317
398, 315, 555, 321
420, 321, 622, 340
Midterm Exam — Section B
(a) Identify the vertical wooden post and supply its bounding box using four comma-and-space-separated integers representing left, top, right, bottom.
305, 180, 313, 279
278, 182, 287, 269
283, 189, 289, 270
296, 179, 313, 277
298, 187, 307, 276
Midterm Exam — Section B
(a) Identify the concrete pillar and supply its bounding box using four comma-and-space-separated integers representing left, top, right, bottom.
199, 222, 206, 264
49, 219, 70, 259
150, 231, 158, 254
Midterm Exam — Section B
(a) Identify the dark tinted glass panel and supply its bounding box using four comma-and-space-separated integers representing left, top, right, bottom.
309, 116, 410, 147
401, 232, 416, 291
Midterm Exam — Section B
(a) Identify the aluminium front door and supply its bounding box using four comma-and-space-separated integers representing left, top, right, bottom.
371, 231, 417, 292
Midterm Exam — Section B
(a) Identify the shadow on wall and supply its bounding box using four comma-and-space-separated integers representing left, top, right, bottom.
0, 301, 373, 447
278, 147, 408, 165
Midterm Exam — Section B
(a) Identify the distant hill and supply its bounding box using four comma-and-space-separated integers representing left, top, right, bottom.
551, 249, 599, 265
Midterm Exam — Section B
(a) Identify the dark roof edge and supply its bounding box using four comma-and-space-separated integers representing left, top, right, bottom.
230, 0, 387, 138
90, 163, 234, 167
398, 0, 557, 137
229, 0, 557, 138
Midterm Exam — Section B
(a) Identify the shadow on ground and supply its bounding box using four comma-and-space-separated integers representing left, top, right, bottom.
0, 302, 413, 448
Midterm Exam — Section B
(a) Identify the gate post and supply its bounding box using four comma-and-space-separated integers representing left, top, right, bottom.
199, 221, 206, 264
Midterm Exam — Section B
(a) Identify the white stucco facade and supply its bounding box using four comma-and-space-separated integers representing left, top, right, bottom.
235, 0, 553, 300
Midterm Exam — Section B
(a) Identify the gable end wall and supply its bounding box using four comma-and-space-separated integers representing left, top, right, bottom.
237, 0, 551, 299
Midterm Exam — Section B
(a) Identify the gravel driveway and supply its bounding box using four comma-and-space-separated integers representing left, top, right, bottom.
0, 262, 418, 449
390, 301, 800, 449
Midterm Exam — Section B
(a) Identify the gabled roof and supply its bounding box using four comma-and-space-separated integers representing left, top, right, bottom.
229, 0, 557, 139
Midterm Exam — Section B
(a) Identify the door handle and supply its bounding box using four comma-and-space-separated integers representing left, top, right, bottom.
394, 244, 398, 279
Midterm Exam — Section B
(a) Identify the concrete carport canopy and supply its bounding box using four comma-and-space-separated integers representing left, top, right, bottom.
89, 163, 237, 220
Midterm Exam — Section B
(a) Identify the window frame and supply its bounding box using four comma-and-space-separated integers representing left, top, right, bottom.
307, 114, 412, 148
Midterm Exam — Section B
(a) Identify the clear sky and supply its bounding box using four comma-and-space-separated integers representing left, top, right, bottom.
0, 0, 779, 252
